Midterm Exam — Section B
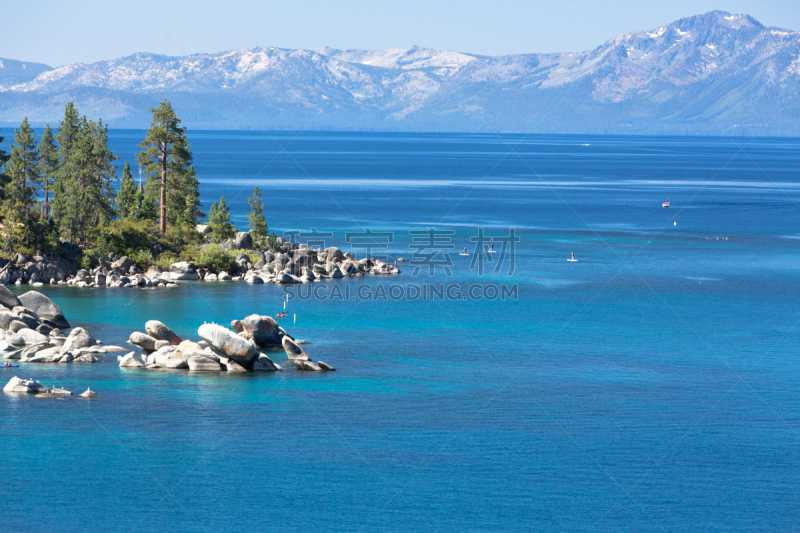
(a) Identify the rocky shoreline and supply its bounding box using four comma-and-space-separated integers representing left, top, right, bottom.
1, 284, 337, 386
1, 231, 400, 290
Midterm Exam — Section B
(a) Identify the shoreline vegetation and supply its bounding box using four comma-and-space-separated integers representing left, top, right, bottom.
0, 101, 400, 288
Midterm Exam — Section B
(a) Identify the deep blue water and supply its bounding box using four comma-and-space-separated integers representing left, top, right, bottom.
3, 131, 800, 531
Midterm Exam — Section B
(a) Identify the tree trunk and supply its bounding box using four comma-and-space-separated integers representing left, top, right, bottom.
160, 139, 167, 233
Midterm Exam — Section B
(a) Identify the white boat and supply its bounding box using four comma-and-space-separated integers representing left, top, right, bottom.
662, 201, 670, 208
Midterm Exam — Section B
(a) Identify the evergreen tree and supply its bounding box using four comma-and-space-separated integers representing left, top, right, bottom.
3, 118, 40, 248
137, 100, 203, 232
37, 124, 58, 218
247, 186, 268, 246
55, 115, 117, 243
208, 195, 235, 243
51, 102, 82, 236
266, 232, 279, 252
116, 161, 139, 219
0, 129, 8, 203
137, 165, 158, 221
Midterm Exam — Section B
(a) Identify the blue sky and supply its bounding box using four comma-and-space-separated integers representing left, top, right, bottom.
1, 0, 798, 66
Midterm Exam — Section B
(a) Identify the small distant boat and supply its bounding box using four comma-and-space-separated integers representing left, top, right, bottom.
662, 201, 670, 208
568, 252, 578, 262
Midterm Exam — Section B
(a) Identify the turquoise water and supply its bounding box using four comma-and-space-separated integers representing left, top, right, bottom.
3, 132, 800, 531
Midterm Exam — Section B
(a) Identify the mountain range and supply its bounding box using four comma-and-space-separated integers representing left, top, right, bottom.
1, 10, 799, 135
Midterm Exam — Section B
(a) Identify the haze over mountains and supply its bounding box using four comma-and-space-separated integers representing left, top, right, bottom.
1, 10, 799, 135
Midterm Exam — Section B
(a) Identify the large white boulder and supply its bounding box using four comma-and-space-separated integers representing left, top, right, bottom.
18, 291, 70, 328
145, 321, 182, 345
129, 331, 158, 351
62, 327, 96, 352
240, 315, 283, 347
197, 323, 259, 370
16, 328, 49, 345
4, 376, 50, 393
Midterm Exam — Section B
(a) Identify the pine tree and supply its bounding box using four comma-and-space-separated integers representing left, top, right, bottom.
247, 186, 268, 246
55, 115, 117, 243
208, 195, 235, 243
137, 165, 157, 221
51, 102, 82, 237
137, 100, 203, 232
116, 161, 139, 219
3, 118, 40, 248
0, 129, 9, 203
37, 124, 58, 218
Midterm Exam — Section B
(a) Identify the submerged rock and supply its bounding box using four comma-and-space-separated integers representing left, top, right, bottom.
119, 351, 146, 368
294, 359, 322, 371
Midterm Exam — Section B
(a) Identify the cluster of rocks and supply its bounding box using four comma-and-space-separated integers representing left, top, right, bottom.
4, 376, 97, 397
281, 336, 335, 372
122, 315, 335, 373
0, 250, 77, 286
123, 318, 283, 372
0, 287, 122, 364
1, 229, 403, 290
64, 254, 181, 289
217, 241, 400, 285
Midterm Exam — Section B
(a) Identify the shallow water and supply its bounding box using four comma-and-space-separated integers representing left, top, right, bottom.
2, 132, 800, 531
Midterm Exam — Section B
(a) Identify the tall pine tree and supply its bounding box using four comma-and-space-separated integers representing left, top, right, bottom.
247, 186, 268, 246
0, 129, 8, 203
116, 161, 139, 219
3, 118, 40, 248
137, 100, 203, 232
55, 114, 117, 243
52, 103, 82, 236
37, 124, 58, 218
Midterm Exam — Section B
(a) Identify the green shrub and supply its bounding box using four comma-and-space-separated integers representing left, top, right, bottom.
97, 219, 152, 257
265, 233, 280, 252
238, 249, 261, 265
129, 249, 155, 270
79, 249, 101, 270
153, 253, 181, 271
195, 244, 236, 273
